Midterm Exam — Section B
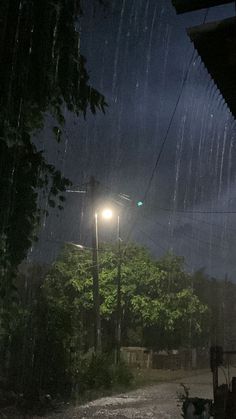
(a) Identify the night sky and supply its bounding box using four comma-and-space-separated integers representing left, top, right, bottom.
32, 0, 236, 280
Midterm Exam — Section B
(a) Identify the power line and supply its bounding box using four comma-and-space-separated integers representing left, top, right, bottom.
142, 50, 197, 202
168, 210, 236, 234
140, 211, 167, 231
137, 209, 234, 269
124, 10, 209, 250
141, 208, 236, 242
141, 203, 236, 235
140, 211, 230, 254
136, 226, 196, 269
175, 228, 229, 254
157, 206, 236, 215
172, 212, 236, 238
144, 11, 210, 201
136, 226, 169, 253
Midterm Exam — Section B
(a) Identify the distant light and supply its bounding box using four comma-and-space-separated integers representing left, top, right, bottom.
137, 201, 144, 207
101, 208, 113, 220
67, 242, 85, 250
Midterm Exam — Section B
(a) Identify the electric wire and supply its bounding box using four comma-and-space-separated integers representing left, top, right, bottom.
122, 9, 210, 252
156, 206, 236, 215
142, 6, 210, 202
168, 210, 236, 235
141, 209, 232, 242
62, 177, 234, 269
142, 46, 196, 203
163, 215, 230, 244
136, 226, 169, 253
136, 226, 196, 270
141, 226, 229, 265
139, 209, 231, 256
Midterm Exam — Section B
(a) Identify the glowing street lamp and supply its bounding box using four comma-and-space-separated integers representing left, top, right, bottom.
101, 208, 113, 220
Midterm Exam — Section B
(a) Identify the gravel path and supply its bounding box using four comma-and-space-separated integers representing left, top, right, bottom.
48, 372, 214, 419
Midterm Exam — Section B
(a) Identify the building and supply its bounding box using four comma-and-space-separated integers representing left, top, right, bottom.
172, 0, 236, 118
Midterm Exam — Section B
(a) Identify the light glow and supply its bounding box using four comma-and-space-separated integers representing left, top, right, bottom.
101, 208, 113, 220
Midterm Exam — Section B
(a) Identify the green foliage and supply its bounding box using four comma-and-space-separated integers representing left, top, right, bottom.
77, 353, 113, 391
2, 246, 236, 407
11, 244, 205, 398
75, 353, 133, 393
0, 0, 107, 281
0, 141, 72, 278
0, 1, 106, 141
44, 244, 207, 351
111, 360, 133, 387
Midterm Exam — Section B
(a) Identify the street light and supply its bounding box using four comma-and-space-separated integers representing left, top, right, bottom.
101, 207, 122, 364
67, 206, 121, 359
101, 208, 113, 220
66, 178, 130, 356
92, 211, 101, 353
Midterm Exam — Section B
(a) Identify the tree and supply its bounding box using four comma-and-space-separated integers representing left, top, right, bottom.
193, 270, 236, 349
130, 253, 208, 349
0, 0, 107, 283
42, 244, 207, 355
2, 244, 209, 398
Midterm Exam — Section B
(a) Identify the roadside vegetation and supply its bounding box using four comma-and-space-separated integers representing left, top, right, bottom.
1, 242, 236, 414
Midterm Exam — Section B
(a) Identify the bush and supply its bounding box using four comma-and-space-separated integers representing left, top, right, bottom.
76, 353, 133, 394
112, 361, 133, 386
76, 353, 112, 392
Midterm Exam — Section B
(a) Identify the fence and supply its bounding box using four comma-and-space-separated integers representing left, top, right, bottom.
121, 347, 209, 370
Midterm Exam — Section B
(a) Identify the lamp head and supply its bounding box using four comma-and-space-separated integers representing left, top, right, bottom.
101, 208, 113, 220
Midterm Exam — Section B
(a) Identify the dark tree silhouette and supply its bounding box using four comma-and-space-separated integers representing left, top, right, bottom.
0, 0, 107, 281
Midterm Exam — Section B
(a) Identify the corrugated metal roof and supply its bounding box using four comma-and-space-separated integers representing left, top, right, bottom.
187, 17, 236, 117
172, 0, 233, 14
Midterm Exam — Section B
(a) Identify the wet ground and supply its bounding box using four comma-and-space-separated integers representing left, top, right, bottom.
48, 371, 214, 419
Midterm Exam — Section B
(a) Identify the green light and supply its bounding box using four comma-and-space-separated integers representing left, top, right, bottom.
137, 201, 143, 207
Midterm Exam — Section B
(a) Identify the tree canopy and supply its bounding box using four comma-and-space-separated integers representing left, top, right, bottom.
43, 244, 207, 351
0, 0, 107, 280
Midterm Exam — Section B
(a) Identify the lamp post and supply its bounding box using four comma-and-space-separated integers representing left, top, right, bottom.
91, 206, 116, 354
116, 214, 122, 364
101, 208, 122, 364
92, 211, 101, 353
88, 176, 102, 354
66, 178, 102, 354
66, 177, 135, 357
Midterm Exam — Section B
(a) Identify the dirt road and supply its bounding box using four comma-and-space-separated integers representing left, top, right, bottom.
48, 371, 214, 418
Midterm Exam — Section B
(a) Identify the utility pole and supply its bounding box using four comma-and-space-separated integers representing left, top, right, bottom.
88, 176, 102, 353
116, 215, 122, 364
